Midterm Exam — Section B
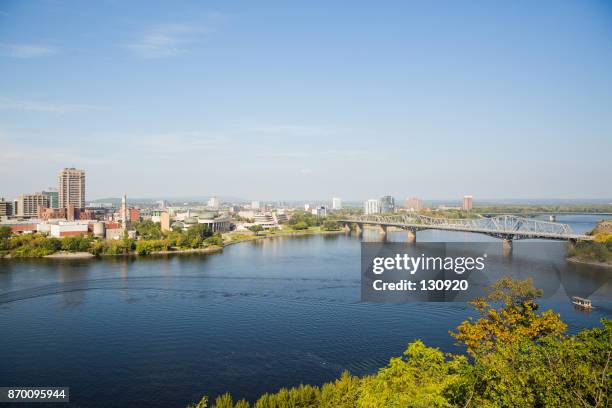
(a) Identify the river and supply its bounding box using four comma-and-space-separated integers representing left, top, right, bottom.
0, 214, 610, 407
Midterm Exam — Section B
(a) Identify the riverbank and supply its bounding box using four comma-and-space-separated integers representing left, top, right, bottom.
565, 220, 612, 267
0, 227, 345, 259
567, 256, 612, 268
223, 227, 345, 246
44, 251, 95, 259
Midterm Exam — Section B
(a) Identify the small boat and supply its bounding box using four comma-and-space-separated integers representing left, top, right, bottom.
571, 296, 593, 310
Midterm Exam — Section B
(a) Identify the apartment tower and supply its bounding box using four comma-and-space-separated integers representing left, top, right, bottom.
58, 168, 86, 209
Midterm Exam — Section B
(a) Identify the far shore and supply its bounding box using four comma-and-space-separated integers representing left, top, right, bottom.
0, 228, 347, 260
44, 251, 95, 259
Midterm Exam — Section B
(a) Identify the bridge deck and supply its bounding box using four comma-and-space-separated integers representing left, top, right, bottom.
339, 215, 593, 241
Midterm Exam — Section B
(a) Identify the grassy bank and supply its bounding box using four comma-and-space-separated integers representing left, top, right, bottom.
567, 220, 612, 266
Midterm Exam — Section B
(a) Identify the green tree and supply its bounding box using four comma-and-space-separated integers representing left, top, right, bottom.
0, 226, 12, 240
450, 277, 566, 357
322, 220, 341, 231
134, 220, 163, 240
248, 225, 264, 236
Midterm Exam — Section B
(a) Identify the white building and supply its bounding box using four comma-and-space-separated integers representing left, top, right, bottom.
364, 199, 380, 215
207, 197, 220, 210
273, 211, 288, 223
332, 197, 342, 210
254, 213, 277, 229
237, 210, 255, 219
197, 214, 231, 232
304, 203, 311, 211
251, 201, 260, 210
311, 206, 327, 217
38, 221, 89, 238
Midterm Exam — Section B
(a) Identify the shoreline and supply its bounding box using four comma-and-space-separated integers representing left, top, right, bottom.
567, 256, 612, 268
0, 229, 346, 260
223, 228, 345, 246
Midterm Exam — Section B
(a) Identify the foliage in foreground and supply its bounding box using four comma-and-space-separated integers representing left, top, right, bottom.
189, 278, 611, 408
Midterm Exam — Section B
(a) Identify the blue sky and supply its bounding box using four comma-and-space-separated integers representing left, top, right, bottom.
1, 0, 611, 201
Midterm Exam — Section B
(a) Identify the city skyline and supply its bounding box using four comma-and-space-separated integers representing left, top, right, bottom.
1, 1, 612, 200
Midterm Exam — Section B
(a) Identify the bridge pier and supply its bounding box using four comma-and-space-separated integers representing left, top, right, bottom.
342, 223, 351, 233
502, 239, 513, 256
407, 229, 416, 243
379, 225, 388, 238
354, 223, 364, 237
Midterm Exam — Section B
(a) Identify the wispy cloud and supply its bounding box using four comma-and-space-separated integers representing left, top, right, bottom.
125, 23, 202, 58
0, 43, 58, 58
0, 97, 99, 113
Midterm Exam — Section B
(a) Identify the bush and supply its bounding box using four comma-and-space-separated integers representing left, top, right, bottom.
204, 234, 223, 246
292, 221, 308, 230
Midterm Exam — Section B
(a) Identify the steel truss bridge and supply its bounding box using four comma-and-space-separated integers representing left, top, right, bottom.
339, 214, 592, 242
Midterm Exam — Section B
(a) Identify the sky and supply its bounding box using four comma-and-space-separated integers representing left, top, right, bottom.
1, 0, 611, 202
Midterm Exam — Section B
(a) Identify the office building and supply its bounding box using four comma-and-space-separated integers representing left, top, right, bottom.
16, 193, 50, 218
380, 195, 395, 213
405, 197, 423, 212
311, 206, 327, 217
0, 198, 13, 217
462, 195, 473, 211
251, 201, 260, 210
42, 188, 59, 209
332, 197, 342, 210
364, 199, 380, 215
58, 168, 86, 209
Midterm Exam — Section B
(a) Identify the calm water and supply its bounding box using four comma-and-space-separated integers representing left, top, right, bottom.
0, 215, 610, 407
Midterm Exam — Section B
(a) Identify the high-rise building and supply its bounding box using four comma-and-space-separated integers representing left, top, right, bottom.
332, 197, 342, 210
364, 199, 380, 215
129, 208, 141, 222
160, 212, 171, 232
121, 194, 128, 227
380, 195, 395, 213
16, 193, 50, 218
405, 197, 423, 212
207, 196, 220, 209
0, 197, 13, 217
58, 168, 85, 209
42, 188, 59, 209
462, 195, 473, 211
251, 201, 260, 210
